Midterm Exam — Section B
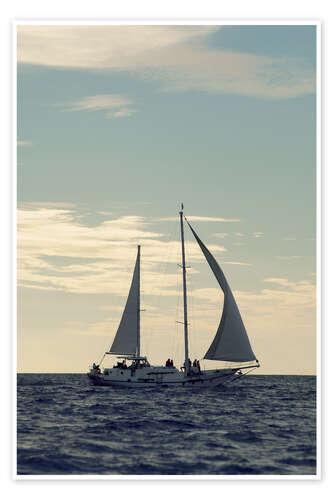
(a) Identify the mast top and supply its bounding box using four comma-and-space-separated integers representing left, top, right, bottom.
180, 202, 184, 213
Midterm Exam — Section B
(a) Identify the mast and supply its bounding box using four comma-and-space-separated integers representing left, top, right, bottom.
137, 245, 141, 357
179, 204, 189, 373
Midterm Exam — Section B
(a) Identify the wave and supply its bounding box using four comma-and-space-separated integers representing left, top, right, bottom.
17, 374, 317, 476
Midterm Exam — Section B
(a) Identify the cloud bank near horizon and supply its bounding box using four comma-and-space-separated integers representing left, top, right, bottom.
17, 203, 316, 373
17, 204, 230, 296
17, 204, 315, 335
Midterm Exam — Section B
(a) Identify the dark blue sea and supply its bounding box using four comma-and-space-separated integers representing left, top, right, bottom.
17, 374, 317, 476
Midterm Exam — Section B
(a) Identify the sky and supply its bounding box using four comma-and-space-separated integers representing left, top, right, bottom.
17, 24, 317, 374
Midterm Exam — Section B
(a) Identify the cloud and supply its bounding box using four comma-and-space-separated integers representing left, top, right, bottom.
161, 216, 240, 222
20, 201, 77, 209
188, 277, 315, 314
213, 233, 228, 239
276, 256, 302, 260
263, 277, 312, 291
17, 25, 315, 100
151, 47, 315, 99
253, 232, 264, 238
234, 278, 315, 329
106, 108, 137, 118
190, 287, 221, 303
17, 140, 32, 147
222, 261, 251, 266
17, 25, 215, 69
17, 204, 227, 295
58, 94, 137, 119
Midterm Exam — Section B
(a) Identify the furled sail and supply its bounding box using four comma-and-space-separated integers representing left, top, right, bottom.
109, 247, 140, 355
187, 221, 256, 363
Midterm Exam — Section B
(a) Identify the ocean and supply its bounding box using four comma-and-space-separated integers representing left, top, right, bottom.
16, 374, 317, 476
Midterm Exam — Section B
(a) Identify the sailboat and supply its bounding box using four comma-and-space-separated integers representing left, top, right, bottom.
87, 206, 259, 387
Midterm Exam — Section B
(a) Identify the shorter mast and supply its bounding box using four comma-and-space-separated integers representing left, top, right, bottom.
137, 245, 141, 357
179, 204, 189, 373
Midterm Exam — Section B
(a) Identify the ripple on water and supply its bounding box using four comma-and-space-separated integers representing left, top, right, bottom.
17, 374, 317, 476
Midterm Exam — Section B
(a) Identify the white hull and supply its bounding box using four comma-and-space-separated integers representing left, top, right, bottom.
87, 365, 242, 388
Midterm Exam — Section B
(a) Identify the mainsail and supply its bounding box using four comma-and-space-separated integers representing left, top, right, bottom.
187, 221, 256, 363
109, 246, 140, 355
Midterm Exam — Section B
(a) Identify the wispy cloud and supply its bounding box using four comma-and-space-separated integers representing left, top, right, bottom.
276, 256, 302, 260
253, 232, 264, 238
19, 201, 77, 209
263, 277, 311, 291
213, 233, 228, 239
17, 204, 227, 295
17, 140, 32, 147
17, 25, 315, 100
106, 108, 137, 118
161, 216, 240, 222
222, 261, 251, 266
58, 94, 137, 119
187, 277, 315, 310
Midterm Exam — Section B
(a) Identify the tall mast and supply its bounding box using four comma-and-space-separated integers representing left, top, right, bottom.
137, 245, 141, 357
179, 204, 189, 373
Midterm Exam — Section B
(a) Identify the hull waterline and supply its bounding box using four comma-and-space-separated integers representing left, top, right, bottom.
87, 368, 243, 388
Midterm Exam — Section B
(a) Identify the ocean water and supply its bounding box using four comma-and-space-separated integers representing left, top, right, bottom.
17, 374, 317, 476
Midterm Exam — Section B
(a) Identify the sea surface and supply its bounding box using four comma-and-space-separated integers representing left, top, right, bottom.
17, 374, 317, 476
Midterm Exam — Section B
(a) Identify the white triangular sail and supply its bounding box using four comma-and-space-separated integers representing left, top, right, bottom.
187, 221, 257, 363
109, 247, 140, 355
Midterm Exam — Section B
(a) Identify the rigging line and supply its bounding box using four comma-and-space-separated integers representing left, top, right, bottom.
186, 238, 204, 361
144, 216, 179, 355
174, 241, 183, 366
186, 248, 207, 362
185, 226, 207, 363
98, 341, 111, 366
186, 256, 195, 358
172, 256, 180, 360
224, 366, 258, 386
98, 326, 120, 366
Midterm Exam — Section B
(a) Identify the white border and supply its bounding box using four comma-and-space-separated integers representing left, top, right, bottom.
13, 19, 321, 482
17, 20, 320, 25
12, 18, 18, 486
316, 22, 322, 482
